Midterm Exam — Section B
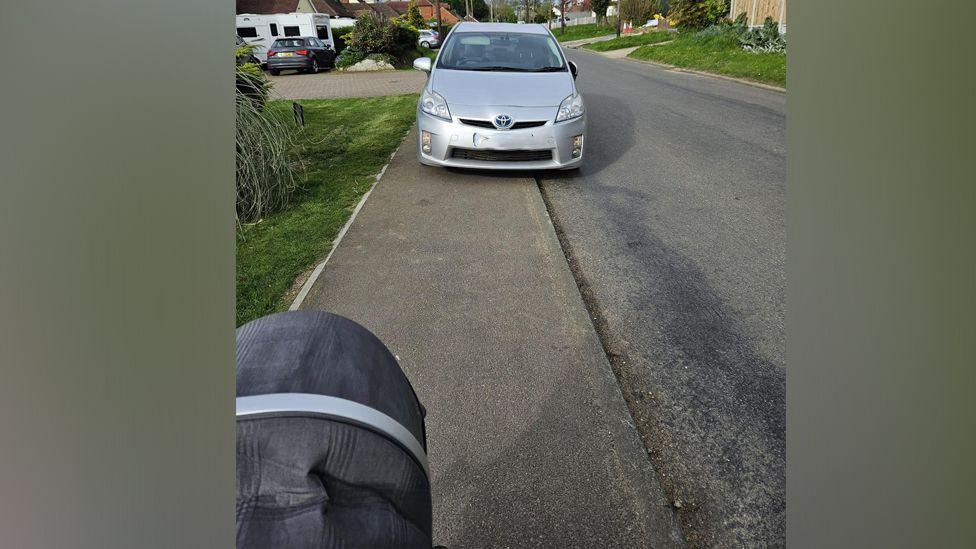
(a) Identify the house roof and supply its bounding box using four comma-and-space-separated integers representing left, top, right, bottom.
371, 3, 400, 17
310, 0, 350, 17
387, 0, 434, 10
342, 3, 377, 16
236, 0, 301, 14
236, 0, 357, 17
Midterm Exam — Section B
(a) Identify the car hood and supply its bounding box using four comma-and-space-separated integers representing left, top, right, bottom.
430, 69, 574, 107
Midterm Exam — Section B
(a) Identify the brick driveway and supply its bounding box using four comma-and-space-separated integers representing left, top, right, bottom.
268, 70, 427, 100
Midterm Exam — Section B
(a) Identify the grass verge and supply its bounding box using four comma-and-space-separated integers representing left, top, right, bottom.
628, 31, 785, 87
551, 23, 617, 42
236, 94, 418, 326
583, 31, 675, 52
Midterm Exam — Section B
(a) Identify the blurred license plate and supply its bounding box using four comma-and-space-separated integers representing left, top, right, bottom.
278, 52, 293, 57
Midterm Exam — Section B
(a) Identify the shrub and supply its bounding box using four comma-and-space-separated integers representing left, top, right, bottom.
404, 0, 427, 29
235, 45, 269, 109
349, 12, 418, 60
333, 26, 355, 53
235, 63, 301, 224
336, 47, 366, 69
739, 16, 785, 52
670, 0, 729, 30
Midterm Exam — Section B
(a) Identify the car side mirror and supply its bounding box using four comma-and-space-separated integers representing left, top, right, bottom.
413, 57, 432, 73
568, 60, 578, 80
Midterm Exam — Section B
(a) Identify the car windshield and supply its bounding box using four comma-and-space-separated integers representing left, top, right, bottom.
272, 39, 305, 48
437, 31, 566, 72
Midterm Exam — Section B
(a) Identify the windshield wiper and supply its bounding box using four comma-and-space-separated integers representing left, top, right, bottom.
526, 66, 567, 72
461, 66, 530, 72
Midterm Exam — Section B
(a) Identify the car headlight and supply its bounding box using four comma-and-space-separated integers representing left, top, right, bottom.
555, 92, 584, 122
420, 88, 451, 120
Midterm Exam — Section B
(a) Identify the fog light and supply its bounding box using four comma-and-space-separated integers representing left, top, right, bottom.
421, 131, 432, 154
571, 134, 583, 158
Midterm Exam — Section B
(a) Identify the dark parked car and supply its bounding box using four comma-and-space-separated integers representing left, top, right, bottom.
266, 37, 336, 75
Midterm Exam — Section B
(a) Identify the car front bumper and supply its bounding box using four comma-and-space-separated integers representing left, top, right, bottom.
415, 107, 586, 170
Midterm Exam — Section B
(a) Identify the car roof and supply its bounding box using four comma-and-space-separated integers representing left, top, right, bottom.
451, 22, 550, 35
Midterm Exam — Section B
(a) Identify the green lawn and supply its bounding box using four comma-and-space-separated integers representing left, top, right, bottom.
583, 31, 676, 52
550, 23, 617, 42
236, 94, 418, 326
629, 31, 786, 87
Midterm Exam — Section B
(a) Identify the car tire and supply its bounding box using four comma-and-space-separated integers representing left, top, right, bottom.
421, 41, 430, 48
310, 58, 319, 74
269, 68, 280, 76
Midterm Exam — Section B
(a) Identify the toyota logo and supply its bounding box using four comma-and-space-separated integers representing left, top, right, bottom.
493, 114, 514, 130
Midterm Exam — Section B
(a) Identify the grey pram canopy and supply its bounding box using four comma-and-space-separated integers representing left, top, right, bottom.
236, 311, 432, 548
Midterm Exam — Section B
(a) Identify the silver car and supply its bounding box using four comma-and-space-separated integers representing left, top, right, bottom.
418, 29, 440, 49
412, 22, 586, 170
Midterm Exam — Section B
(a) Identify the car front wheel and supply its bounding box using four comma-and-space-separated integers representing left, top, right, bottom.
421, 41, 430, 48
309, 58, 319, 74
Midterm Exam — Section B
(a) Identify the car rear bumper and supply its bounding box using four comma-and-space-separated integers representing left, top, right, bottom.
267, 57, 312, 70
415, 110, 585, 170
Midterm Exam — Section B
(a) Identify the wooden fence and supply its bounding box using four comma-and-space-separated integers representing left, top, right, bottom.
729, 0, 786, 29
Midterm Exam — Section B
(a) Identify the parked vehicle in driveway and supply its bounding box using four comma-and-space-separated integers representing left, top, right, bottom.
267, 37, 336, 75
418, 29, 440, 49
236, 12, 336, 65
412, 22, 586, 170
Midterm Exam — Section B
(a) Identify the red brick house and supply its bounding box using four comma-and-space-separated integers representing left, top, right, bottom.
237, 0, 461, 28
386, 1, 460, 25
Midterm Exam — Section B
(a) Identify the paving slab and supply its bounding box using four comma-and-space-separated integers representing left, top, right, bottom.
268, 70, 427, 100
600, 45, 642, 58
301, 127, 685, 548
561, 34, 618, 49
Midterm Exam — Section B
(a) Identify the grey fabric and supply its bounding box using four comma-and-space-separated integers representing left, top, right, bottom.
236, 311, 432, 548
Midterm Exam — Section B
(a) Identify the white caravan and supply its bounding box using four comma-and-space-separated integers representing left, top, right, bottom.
236, 13, 336, 64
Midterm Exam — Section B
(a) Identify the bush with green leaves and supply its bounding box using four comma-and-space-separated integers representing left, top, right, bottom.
621, 0, 661, 26
404, 1, 427, 29
336, 47, 366, 69
333, 26, 355, 53
235, 61, 301, 224
348, 12, 419, 61
739, 16, 785, 53
670, 0, 729, 30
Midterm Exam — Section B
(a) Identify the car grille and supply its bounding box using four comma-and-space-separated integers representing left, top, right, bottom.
459, 118, 495, 128
458, 119, 548, 130
450, 148, 553, 162
512, 121, 547, 129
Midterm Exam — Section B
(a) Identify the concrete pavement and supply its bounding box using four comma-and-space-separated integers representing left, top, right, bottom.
539, 49, 786, 547
268, 70, 426, 100
301, 127, 685, 547
560, 34, 618, 49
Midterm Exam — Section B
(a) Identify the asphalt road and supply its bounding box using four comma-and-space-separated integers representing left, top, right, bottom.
540, 49, 787, 547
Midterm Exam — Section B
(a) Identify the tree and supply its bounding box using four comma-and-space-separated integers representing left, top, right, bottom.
405, 0, 427, 29
494, 1, 517, 22
435, 0, 443, 35
591, 0, 611, 23
620, 0, 659, 26
535, 0, 553, 23
446, 0, 490, 20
